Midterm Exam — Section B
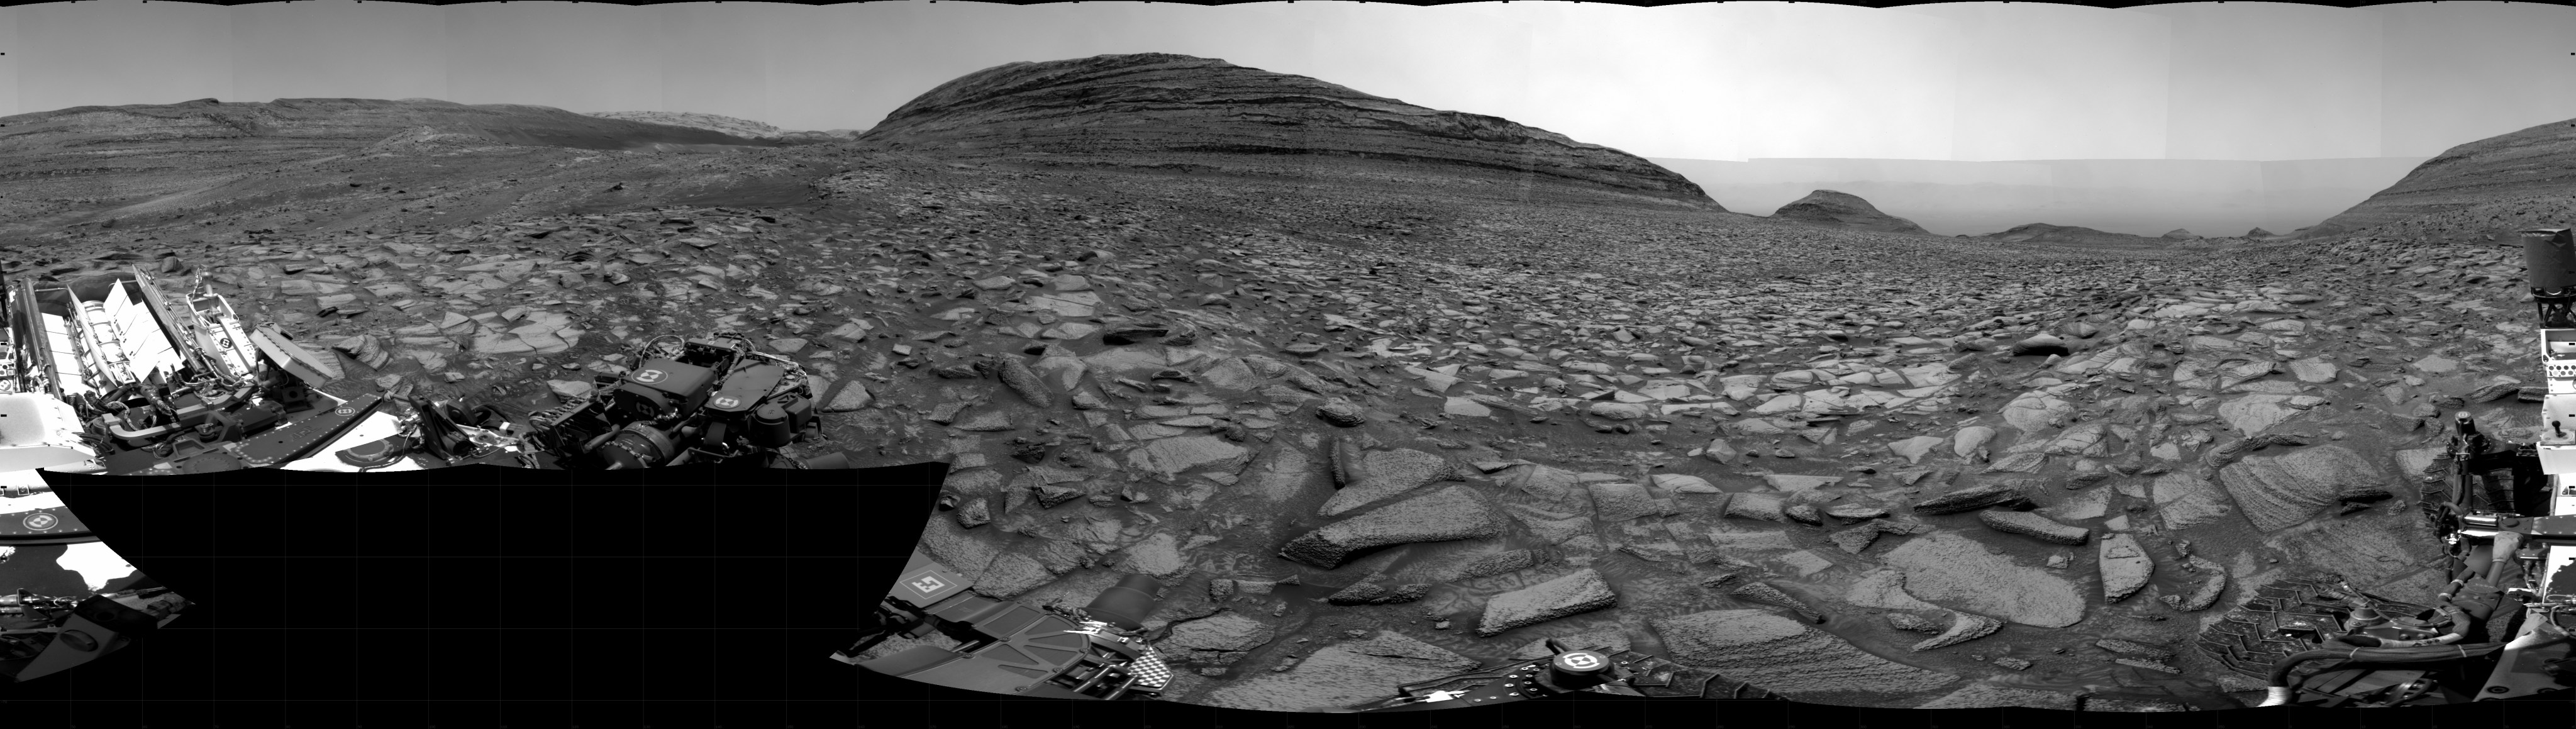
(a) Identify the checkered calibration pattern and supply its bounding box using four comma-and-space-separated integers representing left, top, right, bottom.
1127, 645, 1172, 689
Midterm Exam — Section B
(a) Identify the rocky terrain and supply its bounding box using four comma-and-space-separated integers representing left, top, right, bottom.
0, 53, 2550, 713
1770, 189, 1931, 236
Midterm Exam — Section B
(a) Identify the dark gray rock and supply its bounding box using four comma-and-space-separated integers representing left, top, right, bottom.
1165, 613, 1278, 667
2215, 444, 2385, 531
1909, 613, 2002, 652
1730, 581, 1825, 623
1279, 486, 1505, 569
1587, 481, 1665, 522
1319, 448, 1460, 516
1316, 399, 1368, 427
1326, 572, 1433, 606
1978, 509, 2090, 545
1476, 569, 1619, 636
994, 355, 1053, 406
2099, 532, 2155, 601
1196, 630, 1479, 712
1652, 609, 1957, 698
1913, 480, 2035, 515
1916, 683, 2076, 710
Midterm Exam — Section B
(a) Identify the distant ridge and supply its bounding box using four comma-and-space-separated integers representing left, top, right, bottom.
1769, 189, 1930, 235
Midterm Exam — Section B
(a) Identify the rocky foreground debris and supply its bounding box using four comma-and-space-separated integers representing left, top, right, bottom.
9, 52, 2543, 713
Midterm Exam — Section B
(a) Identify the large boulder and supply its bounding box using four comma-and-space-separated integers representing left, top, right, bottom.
2098, 532, 2155, 601
1196, 630, 1479, 712
1652, 609, 1957, 699
1279, 486, 1505, 569
1878, 532, 2085, 627
1477, 569, 1621, 637
1163, 613, 1278, 666
2215, 445, 2385, 531
1318, 448, 1460, 516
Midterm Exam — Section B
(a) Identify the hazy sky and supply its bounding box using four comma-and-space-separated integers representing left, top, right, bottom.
4, 1, 2573, 162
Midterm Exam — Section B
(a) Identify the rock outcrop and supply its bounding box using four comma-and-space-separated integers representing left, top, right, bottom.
1196, 630, 1478, 712
1279, 485, 1505, 569
853, 53, 1714, 203
1652, 609, 1957, 699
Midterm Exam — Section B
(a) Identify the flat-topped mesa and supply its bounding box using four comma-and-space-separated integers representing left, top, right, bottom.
856, 53, 1716, 204
1770, 189, 1930, 235
1977, 223, 2160, 245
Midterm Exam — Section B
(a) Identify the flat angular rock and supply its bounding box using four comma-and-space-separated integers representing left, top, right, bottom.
2097, 532, 2155, 601
1763, 474, 1843, 491
1909, 613, 2002, 652
1319, 448, 1460, 517
1978, 509, 2089, 545
1587, 482, 1667, 522
1881, 532, 2085, 627
1326, 573, 1433, 606
1953, 425, 1996, 459
1477, 569, 1619, 636
1913, 481, 2034, 515
1729, 581, 1825, 623
1828, 526, 1881, 554
2001, 391, 2074, 433
1587, 401, 1650, 420
1916, 684, 2078, 710
1126, 435, 1252, 478
1197, 631, 1477, 713
1652, 609, 1957, 698
1652, 473, 1721, 493
2149, 472, 2235, 529
1280, 486, 1504, 569
1164, 613, 1276, 665
1888, 435, 1946, 464
1723, 491, 1787, 521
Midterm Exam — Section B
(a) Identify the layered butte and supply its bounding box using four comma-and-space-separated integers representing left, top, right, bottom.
855, 53, 1713, 203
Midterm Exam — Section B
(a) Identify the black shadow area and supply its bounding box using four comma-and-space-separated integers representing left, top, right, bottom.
0, 462, 942, 723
